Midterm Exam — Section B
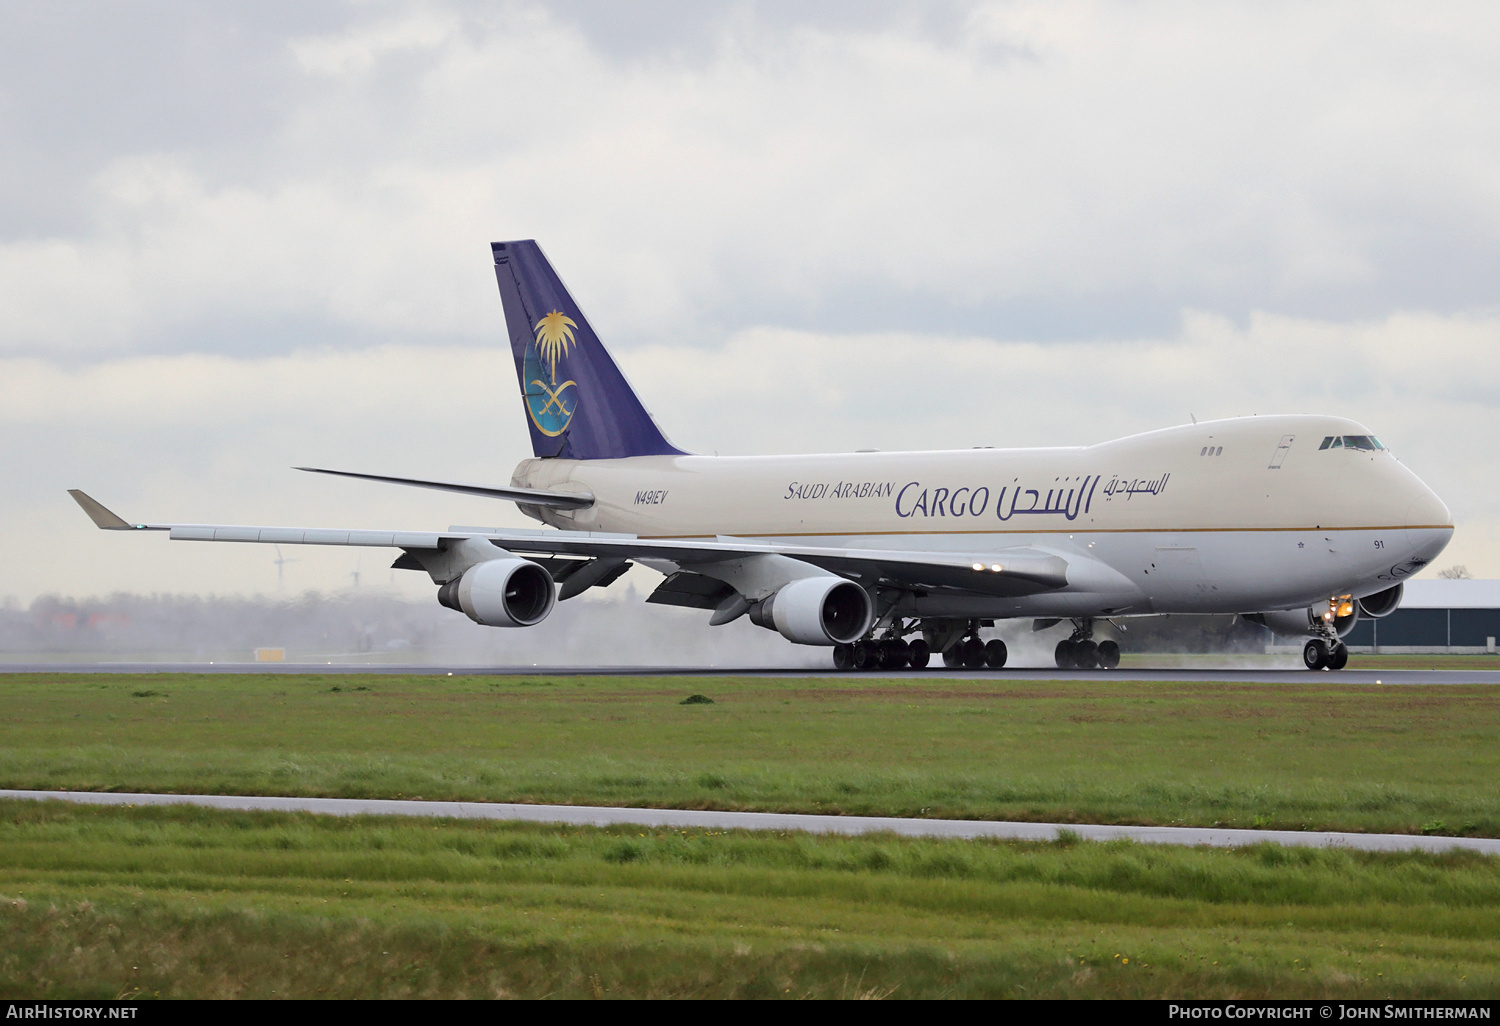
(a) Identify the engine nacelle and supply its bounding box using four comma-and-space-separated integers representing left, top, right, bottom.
1245, 608, 1319, 640
436, 558, 555, 627
750, 577, 872, 646
1357, 582, 1403, 619
1245, 600, 1358, 640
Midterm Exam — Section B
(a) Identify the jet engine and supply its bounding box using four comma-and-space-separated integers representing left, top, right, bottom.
748, 577, 872, 646
1356, 582, 1403, 619
437, 558, 555, 627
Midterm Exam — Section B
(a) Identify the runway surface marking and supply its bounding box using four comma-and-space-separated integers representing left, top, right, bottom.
3, 789, 1496, 855
3, 663, 1500, 684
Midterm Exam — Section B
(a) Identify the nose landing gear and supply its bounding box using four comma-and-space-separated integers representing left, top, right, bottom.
1303, 596, 1353, 670
1302, 637, 1349, 671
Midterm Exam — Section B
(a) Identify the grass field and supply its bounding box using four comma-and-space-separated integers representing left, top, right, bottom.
2, 798, 1497, 999
2, 670, 1498, 999
0, 672, 1497, 836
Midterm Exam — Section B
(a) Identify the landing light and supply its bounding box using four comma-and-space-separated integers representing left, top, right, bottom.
973, 563, 984, 571
991, 564, 1003, 572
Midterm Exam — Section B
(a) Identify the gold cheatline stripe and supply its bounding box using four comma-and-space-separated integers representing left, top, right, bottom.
638, 524, 1453, 540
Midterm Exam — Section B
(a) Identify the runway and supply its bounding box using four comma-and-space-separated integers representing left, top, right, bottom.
3, 788, 1496, 855
3, 662, 1500, 684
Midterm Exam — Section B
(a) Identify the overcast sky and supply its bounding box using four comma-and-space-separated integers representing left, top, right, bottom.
3, 0, 1497, 606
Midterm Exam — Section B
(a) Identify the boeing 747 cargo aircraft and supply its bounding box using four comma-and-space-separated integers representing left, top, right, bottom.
71, 241, 1453, 671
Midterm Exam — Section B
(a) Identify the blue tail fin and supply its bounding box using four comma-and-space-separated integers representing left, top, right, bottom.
492, 240, 685, 460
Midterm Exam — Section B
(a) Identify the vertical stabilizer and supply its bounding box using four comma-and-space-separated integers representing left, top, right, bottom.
492, 240, 685, 460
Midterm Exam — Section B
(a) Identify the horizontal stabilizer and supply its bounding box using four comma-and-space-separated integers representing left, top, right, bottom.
68, 490, 149, 531
296, 467, 594, 510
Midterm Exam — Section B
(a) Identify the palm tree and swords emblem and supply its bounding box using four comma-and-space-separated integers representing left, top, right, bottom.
524, 310, 579, 436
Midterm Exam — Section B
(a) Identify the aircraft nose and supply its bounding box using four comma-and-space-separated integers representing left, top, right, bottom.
1405, 482, 1453, 563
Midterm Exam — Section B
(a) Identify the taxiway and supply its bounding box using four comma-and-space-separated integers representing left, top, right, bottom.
2, 788, 1495, 855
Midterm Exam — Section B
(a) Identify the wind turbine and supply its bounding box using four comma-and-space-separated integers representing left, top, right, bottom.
272, 545, 300, 592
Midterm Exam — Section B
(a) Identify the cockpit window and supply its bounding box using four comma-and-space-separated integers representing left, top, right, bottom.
1320, 435, 1387, 451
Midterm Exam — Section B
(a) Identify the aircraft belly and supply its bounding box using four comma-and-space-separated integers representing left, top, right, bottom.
623, 526, 1442, 618
897, 592, 1135, 619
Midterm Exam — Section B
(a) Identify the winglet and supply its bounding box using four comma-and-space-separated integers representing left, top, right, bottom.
68, 490, 139, 530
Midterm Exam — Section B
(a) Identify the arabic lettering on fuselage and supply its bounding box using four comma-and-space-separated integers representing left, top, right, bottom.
895, 477, 1095, 521
1098, 473, 1171, 501
892, 473, 1169, 522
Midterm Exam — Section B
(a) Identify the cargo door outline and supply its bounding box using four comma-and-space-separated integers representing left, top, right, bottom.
1150, 545, 1206, 608
1268, 434, 1295, 470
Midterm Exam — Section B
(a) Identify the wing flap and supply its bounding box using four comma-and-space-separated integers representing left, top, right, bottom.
646, 572, 735, 609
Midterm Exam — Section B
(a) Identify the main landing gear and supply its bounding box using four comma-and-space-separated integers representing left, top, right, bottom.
940, 636, 1009, 669
1302, 637, 1349, 671
832, 636, 929, 671
830, 619, 1006, 671
1053, 620, 1121, 670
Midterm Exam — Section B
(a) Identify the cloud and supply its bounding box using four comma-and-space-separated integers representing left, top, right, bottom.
0, 1, 1496, 620
4, 1, 1500, 358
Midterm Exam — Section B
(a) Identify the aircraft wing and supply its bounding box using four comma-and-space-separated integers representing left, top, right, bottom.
68, 490, 1070, 596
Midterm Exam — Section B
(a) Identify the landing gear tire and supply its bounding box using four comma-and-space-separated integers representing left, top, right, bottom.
1097, 640, 1121, 670
961, 637, 986, 669
882, 639, 911, 669
1055, 639, 1076, 669
852, 640, 879, 670
908, 639, 931, 669
942, 645, 963, 668
1327, 642, 1348, 671
1074, 639, 1099, 670
832, 643, 853, 670
983, 639, 1008, 669
1303, 638, 1329, 671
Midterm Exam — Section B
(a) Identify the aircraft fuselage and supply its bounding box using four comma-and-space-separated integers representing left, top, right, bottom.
514, 413, 1452, 618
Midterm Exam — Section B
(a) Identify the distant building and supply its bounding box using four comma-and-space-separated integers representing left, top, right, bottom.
1344, 580, 1500, 653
